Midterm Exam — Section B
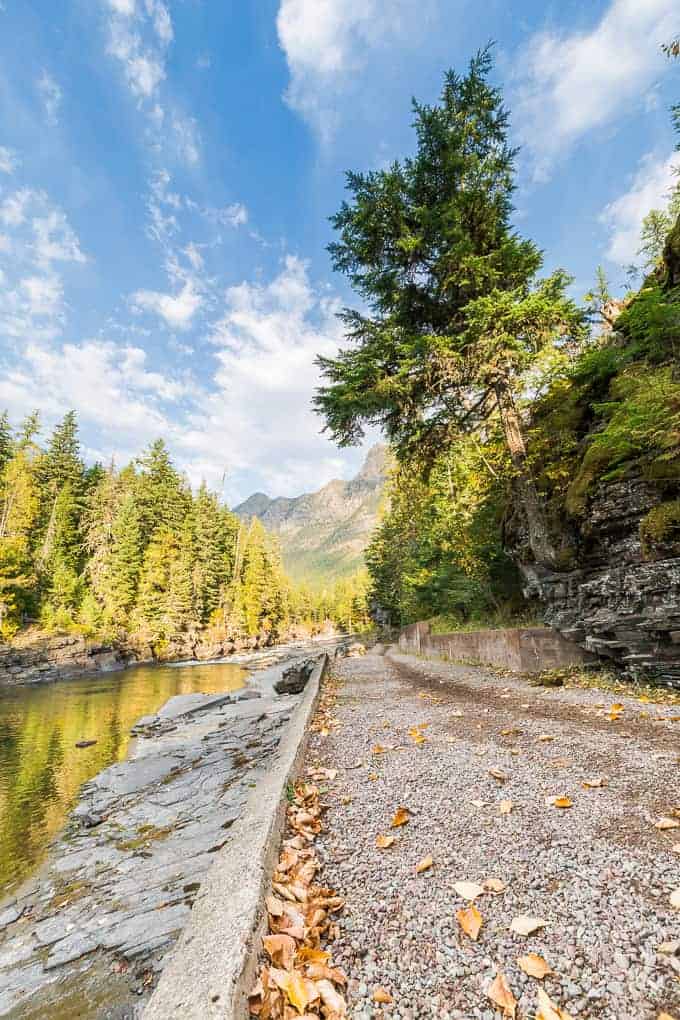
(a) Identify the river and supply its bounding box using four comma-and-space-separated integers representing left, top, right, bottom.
0, 661, 246, 897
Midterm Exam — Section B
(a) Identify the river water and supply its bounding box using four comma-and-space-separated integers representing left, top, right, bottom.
0, 661, 246, 896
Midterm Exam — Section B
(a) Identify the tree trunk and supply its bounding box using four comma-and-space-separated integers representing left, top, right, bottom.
494, 381, 560, 570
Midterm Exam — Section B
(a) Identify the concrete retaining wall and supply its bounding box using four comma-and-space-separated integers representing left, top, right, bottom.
143, 653, 328, 1020
399, 622, 592, 673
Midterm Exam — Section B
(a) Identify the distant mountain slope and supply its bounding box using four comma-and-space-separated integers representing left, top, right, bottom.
233, 444, 388, 586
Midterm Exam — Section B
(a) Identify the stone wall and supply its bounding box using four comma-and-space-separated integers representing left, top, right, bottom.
398, 621, 591, 673
519, 478, 680, 687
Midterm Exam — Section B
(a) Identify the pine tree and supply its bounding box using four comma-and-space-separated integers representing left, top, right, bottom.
136, 439, 189, 538
315, 50, 584, 569
0, 412, 13, 475
0, 447, 41, 635
134, 526, 177, 639
108, 489, 144, 621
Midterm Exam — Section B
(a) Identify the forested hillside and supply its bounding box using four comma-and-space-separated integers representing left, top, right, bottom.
0, 414, 369, 647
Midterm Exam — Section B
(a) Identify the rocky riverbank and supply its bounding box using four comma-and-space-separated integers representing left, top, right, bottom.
0, 627, 338, 687
0, 653, 331, 1019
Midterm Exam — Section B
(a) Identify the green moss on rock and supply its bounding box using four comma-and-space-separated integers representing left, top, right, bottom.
640, 500, 680, 558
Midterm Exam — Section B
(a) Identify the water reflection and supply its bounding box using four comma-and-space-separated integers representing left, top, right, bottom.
0, 661, 246, 895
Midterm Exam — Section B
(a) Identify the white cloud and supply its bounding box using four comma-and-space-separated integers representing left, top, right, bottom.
132, 279, 203, 330
20, 275, 63, 317
204, 202, 249, 228
107, 0, 136, 14
0, 188, 33, 227
33, 209, 87, 265
178, 254, 357, 497
514, 0, 678, 179
601, 150, 679, 265
277, 0, 432, 138
170, 111, 201, 167
37, 71, 62, 126
0, 146, 18, 174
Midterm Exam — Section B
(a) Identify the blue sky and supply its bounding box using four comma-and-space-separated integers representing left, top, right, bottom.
0, 0, 678, 504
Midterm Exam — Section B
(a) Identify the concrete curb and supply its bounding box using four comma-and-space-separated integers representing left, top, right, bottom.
142, 653, 328, 1020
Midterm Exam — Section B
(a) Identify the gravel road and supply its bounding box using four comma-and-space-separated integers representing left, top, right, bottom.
306, 648, 680, 1020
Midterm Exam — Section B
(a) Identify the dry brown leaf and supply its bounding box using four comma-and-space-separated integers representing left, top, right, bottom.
582, 778, 608, 789
483, 877, 507, 893
372, 744, 388, 754
266, 895, 284, 917
487, 972, 517, 1018
416, 855, 433, 874
517, 952, 552, 979
471, 799, 486, 808
454, 881, 485, 900
500, 799, 513, 815
316, 978, 347, 1016
670, 888, 680, 909
489, 769, 508, 782
391, 806, 410, 827
535, 987, 575, 1020
263, 934, 297, 970
297, 946, 330, 964
341, 796, 352, 805
456, 905, 483, 940
510, 915, 548, 936
376, 834, 395, 849
655, 817, 680, 830
373, 986, 393, 1004
538, 734, 555, 742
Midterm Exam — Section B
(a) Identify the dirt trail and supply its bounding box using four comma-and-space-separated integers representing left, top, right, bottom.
304, 648, 680, 1020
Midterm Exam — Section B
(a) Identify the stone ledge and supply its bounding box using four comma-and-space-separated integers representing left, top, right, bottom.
142, 652, 328, 1020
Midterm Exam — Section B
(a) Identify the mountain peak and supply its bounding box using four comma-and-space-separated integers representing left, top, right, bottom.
355, 443, 389, 482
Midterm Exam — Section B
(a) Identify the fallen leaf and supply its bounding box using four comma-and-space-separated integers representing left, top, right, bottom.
582, 778, 608, 789
655, 817, 680, 830
416, 855, 433, 874
546, 796, 573, 809
538, 734, 555, 742
269, 967, 318, 1013
368, 773, 379, 781
511, 915, 548, 936
456, 905, 483, 940
376, 834, 395, 849
341, 796, 352, 805
263, 934, 297, 970
391, 807, 410, 827
500, 799, 513, 815
670, 888, 680, 909
489, 769, 508, 782
657, 940, 680, 954
297, 947, 330, 964
372, 744, 388, 754
266, 895, 284, 917
518, 953, 552, 979
471, 799, 486, 808
316, 978, 347, 1016
487, 972, 517, 1018
483, 877, 507, 893
658, 1014, 679, 1020
672, 844, 680, 854
535, 987, 575, 1020
454, 881, 485, 900
373, 987, 393, 1004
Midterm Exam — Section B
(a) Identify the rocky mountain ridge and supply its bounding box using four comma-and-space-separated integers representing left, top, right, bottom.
234, 444, 388, 585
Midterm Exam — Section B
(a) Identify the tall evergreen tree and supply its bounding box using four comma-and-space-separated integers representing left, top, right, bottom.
315, 50, 584, 568
0, 412, 13, 475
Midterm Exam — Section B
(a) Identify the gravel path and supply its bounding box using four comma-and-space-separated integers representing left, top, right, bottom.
306, 649, 680, 1020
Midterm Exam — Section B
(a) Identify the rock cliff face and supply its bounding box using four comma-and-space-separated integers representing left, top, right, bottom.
521, 478, 680, 685
234, 444, 388, 584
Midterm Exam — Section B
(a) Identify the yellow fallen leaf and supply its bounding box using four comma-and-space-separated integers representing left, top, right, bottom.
488, 972, 517, 1018
500, 799, 513, 815
454, 881, 485, 900
658, 1013, 679, 1020
538, 734, 555, 742
582, 778, 607, 789
546, 796, 573, 809
266, 894, 284, 917
376, 834, 395, 849
489, 769, 508, 782
535, 987, 575, 1020
655, 817, 680, 830
269, 967, 318, 1013
373, 987, 393, 1003
483, 877, 507, 893
341, 796, 352, 805
391, 807, 410, 827
517, 952, 552, 979
296, 946, 330, 964
670, 888, 680, 909
672, 844, 680, 854
456, 904, 483, 940
416, 855, 433, 874
511, 915, 548, 936
368, 773, 379, 781
372, 744, 388, 754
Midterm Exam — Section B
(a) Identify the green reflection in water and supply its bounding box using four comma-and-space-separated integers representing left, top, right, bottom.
0, 661, 246, 896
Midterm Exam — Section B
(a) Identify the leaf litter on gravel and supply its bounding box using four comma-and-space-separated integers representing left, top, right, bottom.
511, 915, 548, 936
517, 952, 552, 979
487, 972, 517, 1017
456, 905, 483, 940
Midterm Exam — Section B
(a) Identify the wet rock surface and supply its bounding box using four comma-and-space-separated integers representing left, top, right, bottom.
0, 684, 299, 1019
